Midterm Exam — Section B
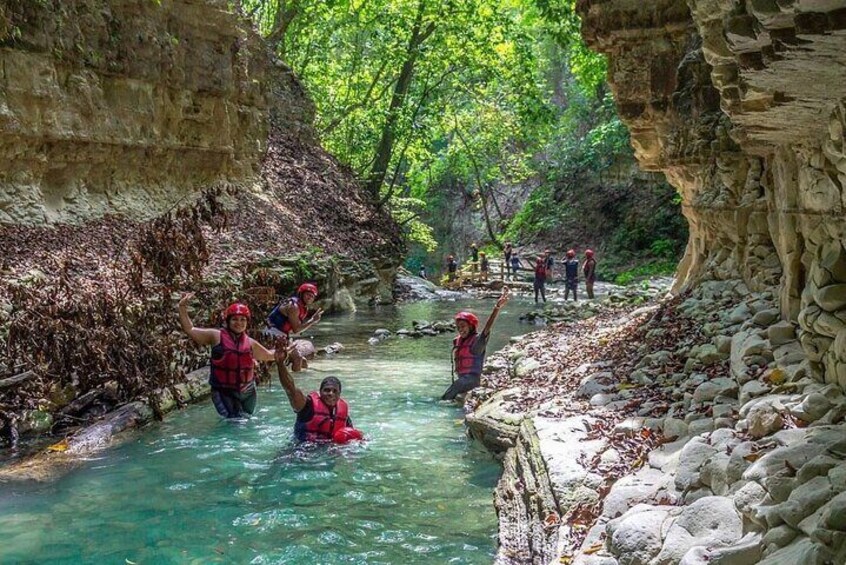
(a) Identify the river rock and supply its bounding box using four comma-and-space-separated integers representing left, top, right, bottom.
752, 308, 780, 327
590, 393, 617, 407
321, 342, 344, 355
693, 378, 738, 403
20, 410, 52, 434
536, 416, 606, 506
745, 398, 785, 438
778, 475, 835, 528
577, 371, 617, 398
728, 303, 752, 324
758, 537, 832, 565
790, 392, 832, 423
817, 284, 846, 312
513, 357, 541, 378
739, 379, 771, 403
607, 504, 673, 565
465, 387, 527, 452
689, 343, 725, 364
688, 418, 715, 436
691, 532, 762, 565
732, 480, 767, 518
663, 417, 688, 440
761, 524, 799, 552
654, 496, 743, 565
601, 467, 674, 520
820, 491, 846, 531
700, 451, 731, 495
676, 437, 717, 492
768, 321, 797, 346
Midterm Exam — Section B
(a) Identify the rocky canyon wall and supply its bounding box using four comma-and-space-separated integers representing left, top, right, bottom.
0, 0, 271, 225
578, 0, 846, 390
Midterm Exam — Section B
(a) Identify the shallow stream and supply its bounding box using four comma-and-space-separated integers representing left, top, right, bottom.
0, 298, 539, 564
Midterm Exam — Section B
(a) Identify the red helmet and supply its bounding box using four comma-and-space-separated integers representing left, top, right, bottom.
585, 249, 594, 257
454, 311, 479, 330
224, 303, 251, 320
297, 283, 318, 297
567, 249, 576, 258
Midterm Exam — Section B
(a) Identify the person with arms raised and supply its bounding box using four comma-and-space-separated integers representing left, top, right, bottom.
178, 293, 276, 418
274, 337, 363, 444
442, 287, 510, 401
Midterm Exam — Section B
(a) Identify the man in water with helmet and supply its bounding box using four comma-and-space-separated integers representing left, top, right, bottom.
274, 336, 363, 444
178, 293, 277, 418
442, 287, 510, 401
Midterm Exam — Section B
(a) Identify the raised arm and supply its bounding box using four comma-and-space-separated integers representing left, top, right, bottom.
178, 293, 220, 346
274, 339, 306, 412
250, 339, 276, 362
283, 303, 323, 335
298, 308, 324, 333
481, 287, 510, 337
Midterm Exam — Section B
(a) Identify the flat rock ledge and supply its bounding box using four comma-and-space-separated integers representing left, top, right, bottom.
467, 279, 846, 565
0, 368, 211, 482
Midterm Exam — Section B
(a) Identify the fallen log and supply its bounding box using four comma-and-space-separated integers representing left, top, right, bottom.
0, 371, 36, 390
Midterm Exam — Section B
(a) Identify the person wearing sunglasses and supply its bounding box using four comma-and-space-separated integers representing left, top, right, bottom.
274, 338, 363, 444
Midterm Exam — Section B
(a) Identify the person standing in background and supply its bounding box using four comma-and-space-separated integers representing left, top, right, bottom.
533, 256, 547, 304
564, 250, 579, 301
583, 249, 597, 299
544, 249, 555, 283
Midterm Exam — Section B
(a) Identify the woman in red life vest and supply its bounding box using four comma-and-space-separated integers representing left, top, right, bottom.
442, 287, 510, 401
178, 293, 276, 418
267, 283, 324, 372
533, 255, 547, 304
267, 283, 324, 337
273, 339, 363, 444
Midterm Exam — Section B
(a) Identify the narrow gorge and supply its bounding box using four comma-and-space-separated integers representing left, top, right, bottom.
2, 1, 846, 564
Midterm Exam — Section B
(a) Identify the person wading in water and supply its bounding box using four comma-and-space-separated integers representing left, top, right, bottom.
267, 283, 323, 371
274, 337, 363, 444
178, 293, 276, 418
442, 287, 510, 401
533, 255, 547, 304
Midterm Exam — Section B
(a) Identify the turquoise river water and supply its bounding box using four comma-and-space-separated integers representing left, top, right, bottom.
0, 298, 539, 564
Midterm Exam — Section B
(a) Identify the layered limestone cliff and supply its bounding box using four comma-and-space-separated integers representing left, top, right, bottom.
578, 0, 846, 391
0, 0, 271, 225
0, 1, 401, 451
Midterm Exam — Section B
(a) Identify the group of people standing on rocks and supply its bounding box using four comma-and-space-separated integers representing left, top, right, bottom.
444, 242, 598, 303
178, 281, 511, 444
532, 248, 598, 303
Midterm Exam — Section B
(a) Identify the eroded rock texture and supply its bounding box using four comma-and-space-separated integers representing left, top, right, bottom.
0, 0, 271, 225
578, 0, 846, 391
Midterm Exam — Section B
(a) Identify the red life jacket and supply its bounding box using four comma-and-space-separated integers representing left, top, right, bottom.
209, 329, 255, 392
268, 297, 308, 335
299, 391, 350, 441
453, 333, 484, 377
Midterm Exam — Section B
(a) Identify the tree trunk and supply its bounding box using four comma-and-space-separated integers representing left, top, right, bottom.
267, 0, 301, 60
454, 125, 501, 248
364, 0, 435, 200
